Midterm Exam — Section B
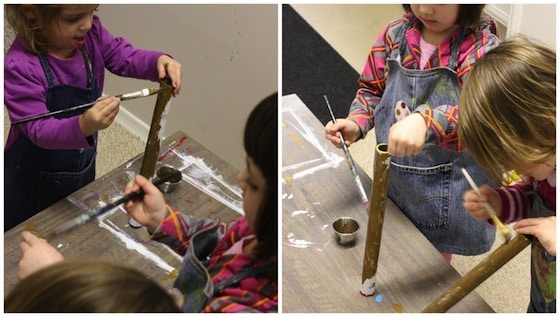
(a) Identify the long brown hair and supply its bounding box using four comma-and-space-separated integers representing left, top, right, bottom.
458, 36, 556, 184
5, 4, 97, 54
5, 260, 180, 312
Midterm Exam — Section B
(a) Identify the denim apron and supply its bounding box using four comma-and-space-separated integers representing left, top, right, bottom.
4, 48, 99, 231
374, 20, 495, 255
527, 186, 556, 313
173, 220, 276, 312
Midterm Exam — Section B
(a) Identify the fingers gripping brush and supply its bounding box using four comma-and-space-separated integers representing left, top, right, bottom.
461, 168, 515, 242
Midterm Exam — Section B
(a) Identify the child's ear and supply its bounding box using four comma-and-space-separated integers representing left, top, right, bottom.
21, 4, 37, 20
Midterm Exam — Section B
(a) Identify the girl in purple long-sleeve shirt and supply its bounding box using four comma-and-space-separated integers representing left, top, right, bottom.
4, 4, 183, 231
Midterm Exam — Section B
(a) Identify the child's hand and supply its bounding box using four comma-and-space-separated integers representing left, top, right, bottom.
514, 216, 556, 255
79, 95, 120, 137
387, 113, 426, 156
324, 119, 361, 148
462, 185, 502, 221
123, 174, 167, 234
157, 55, 183, 97
18, 231, 64, 280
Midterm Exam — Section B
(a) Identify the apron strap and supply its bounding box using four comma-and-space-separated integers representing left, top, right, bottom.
38, 46, 94, 89
398, 16, 467, 70
213, 262, 277, 295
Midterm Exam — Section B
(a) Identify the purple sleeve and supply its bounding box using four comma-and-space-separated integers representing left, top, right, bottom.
88, 16, 167, 82
4, 40, 92, 150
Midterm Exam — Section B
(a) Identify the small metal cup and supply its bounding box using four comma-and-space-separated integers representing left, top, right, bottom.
333, 217, 359, 246
155, 165, 182, 193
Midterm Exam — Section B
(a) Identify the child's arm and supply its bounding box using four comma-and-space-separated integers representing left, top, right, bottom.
17, 231, 64, 280
123, 174, 220, 256
514, 216, 556, 255
92, 16, 183, 95
414, 20, 500, 150
78, 95, 121, 137
346, 21, 396, 138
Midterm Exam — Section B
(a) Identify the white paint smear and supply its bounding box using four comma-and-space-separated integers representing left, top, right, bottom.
98, 218, 178, 274
285, 232, 314, 248
282, 109, 344, 179
169, 150, 244, 214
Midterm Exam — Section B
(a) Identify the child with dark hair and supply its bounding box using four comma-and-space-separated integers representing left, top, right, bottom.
15, 93, 278, 313
325, 4, 500, 261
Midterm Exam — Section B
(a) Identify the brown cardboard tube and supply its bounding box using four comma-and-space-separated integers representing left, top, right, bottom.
422, 234, 531, 312
361, 143, 391, 296
139, 78, 173, 179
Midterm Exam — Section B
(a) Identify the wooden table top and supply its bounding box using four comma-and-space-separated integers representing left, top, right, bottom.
4, 130, 242, 294
281, 94, 494, 313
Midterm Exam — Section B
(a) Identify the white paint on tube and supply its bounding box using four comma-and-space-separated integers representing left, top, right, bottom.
361, 275, 377, 296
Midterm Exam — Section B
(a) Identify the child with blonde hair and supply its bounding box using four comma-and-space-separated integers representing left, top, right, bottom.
459, 37, 555, 313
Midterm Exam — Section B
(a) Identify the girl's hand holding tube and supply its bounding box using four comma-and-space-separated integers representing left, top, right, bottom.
123, 174, 167, 234
514, 216, 556, 255
157, 55, 183, 97
387, 113, 426, 157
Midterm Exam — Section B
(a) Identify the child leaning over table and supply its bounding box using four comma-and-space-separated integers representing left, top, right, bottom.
15, 93, 278, 313
325, 4, 499, 262
4, 4, 183, 231
459, 38, 555, 313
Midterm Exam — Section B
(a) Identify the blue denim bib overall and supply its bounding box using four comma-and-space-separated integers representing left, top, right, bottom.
527, 189, 556, 313
4, 48, 99, 231
173, 220, 276, 312
374, 23, 495, 255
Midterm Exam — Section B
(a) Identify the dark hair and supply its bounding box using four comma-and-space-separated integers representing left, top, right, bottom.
4, 260, 180, 312
243, 92, 278, 260
402, 4, 486, 27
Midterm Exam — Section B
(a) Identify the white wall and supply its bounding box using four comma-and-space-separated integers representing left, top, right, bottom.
485, 4, 556, 49
99, 4, 278, 170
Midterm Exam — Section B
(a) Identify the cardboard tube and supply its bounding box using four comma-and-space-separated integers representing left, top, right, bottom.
361, 143, 391, 296
422, 234, 531, 312
139, 79, 173, 179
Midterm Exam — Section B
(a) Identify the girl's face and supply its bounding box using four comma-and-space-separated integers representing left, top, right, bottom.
237, 156, 268, 233
45, 5, 98, 58
410, 4, 460, 35
517, 156, 556, 181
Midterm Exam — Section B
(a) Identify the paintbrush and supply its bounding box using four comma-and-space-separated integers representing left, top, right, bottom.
324, 95, 369, 207
48, 168, 181, 239
461, 168, 515, 242
11, 87, 162, 125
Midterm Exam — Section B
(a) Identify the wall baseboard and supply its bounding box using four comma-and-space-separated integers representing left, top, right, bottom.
115, 106, 149, 142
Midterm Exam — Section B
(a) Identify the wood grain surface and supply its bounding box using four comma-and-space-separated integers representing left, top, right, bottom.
281, 94, 494, 313
4, 131, 241, 294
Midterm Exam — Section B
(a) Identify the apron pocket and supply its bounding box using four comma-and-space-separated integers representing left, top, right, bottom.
38, 153, 96, 210
388, 161, 452, 229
